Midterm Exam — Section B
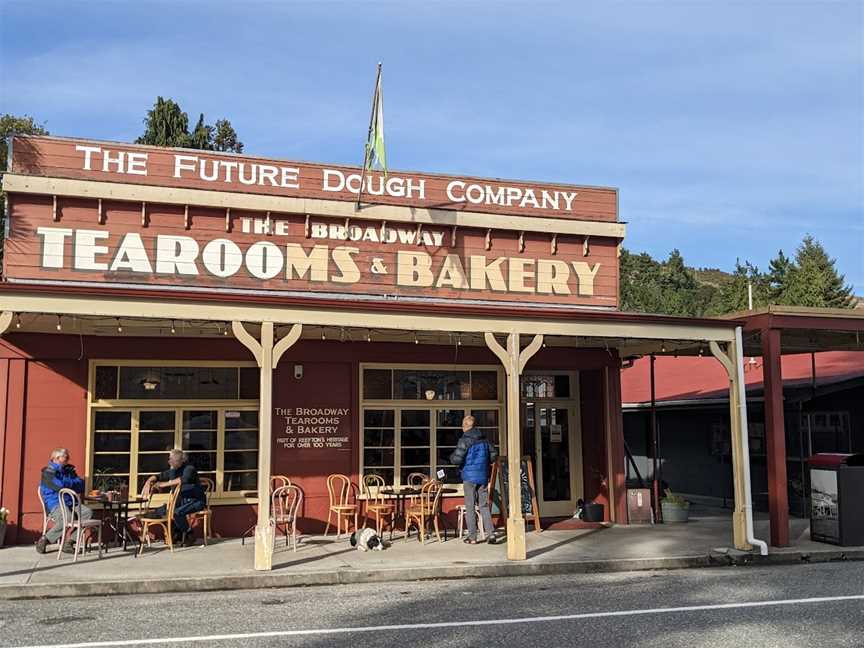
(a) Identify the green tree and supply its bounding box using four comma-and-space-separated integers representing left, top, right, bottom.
189, 113, 214, 150
1, 114, 49, 267
212, 118, 243, 153
783, 235, 855, 308
135, 97, 243, 153
765, 249, 793, 304
135, 97, 191, 148
715, 260, 768, 313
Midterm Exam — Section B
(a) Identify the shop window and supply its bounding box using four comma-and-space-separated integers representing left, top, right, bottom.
223, 410, 259, 492
363, 368, 498, 401
521, 375, 570, 399
92, 365, 256, 401
90, 407, 258, 500
360, 406, 501, 488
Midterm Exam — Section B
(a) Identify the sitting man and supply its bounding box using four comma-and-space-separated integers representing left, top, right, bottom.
36, 447, 92, 554
145, 449, 206, 548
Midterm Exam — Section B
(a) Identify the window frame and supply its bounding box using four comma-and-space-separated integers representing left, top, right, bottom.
359, 363, 505, 497
87, 360, 259, 505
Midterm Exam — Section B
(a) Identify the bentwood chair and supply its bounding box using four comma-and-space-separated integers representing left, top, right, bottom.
186, 477, 214, 545
405, 472, 429, 506
36, 486, 51, 540
138, 484, 181, 555
56, 488, 103, 563
404, 479, 444, 544
362, 474, 396, 540
324, 474, 358, 539
272, 484, 303, 552
241, 476, 291, 545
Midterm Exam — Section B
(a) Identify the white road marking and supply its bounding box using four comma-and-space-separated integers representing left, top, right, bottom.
14, 594, 864, 648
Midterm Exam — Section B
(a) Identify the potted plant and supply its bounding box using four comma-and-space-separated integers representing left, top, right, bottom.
0, 506, 9, 547
661, 489, 690, 523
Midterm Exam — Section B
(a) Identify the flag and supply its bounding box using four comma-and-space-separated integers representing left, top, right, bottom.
364, 64, 387, 177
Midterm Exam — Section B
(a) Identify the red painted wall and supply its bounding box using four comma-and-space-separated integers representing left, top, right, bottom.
0, 333, 622, 542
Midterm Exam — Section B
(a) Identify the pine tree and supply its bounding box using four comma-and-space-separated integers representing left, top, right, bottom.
784, 235, 855, 308
189, 114, 214, 150
212, 119, 244, 153
135, 97, 191, 148
766, 249, 793, 304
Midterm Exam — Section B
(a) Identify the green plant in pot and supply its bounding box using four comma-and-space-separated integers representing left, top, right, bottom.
661, 489, 690, 523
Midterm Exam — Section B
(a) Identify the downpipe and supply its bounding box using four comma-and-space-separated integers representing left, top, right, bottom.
734, 326, 769, 556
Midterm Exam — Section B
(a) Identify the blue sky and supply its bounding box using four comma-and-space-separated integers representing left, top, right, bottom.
2, 1, 862, 290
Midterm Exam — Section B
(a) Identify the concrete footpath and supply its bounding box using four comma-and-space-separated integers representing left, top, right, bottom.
2, 506, 862, 600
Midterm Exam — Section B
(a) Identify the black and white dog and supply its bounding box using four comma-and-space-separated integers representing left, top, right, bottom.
349, 527, 384, 551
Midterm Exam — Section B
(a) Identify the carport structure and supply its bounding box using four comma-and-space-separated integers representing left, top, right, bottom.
727, 305, 864, 547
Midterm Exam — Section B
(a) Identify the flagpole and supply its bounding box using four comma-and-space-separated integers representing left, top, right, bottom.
357, 62, 382, 209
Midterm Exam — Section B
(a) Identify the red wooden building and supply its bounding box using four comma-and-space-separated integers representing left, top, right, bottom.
0, 135, 758, 568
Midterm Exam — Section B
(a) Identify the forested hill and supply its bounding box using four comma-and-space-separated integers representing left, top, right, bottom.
620, 237, 857, 317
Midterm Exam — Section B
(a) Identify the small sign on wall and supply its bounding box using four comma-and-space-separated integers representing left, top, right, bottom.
274, 407, 351, 451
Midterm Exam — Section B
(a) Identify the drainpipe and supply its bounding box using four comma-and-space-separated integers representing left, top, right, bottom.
734, 326, 768, 556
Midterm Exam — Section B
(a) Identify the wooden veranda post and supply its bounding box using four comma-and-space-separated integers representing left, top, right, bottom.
761, 328, 789, 547
232, 321, 302, 570
709, 336, 751, 551
484, 331, 543, 560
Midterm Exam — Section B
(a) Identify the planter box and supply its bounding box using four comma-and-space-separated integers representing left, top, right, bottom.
661, 501, 690, 523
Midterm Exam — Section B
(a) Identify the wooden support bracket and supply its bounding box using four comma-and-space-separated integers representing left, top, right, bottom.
583, 235, 590, 256
184, 205, 191, 230
485, 229, 492, 251
518, 231, 525, 253
141, 202, 147, 227
97, 198, 104, 225
52, 195, 59, 222
451, 225, 458, 247
551, 233, 558, 255
225, 208, 231, 233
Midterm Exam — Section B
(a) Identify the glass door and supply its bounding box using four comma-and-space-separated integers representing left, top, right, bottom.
520, 373, 581, 517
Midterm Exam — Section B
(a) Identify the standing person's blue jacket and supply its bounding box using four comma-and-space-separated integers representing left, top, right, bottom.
449, 428, 498, 485
39, 461, 84, 511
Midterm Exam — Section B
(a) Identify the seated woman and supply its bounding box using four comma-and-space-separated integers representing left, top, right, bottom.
144, 449, 206, 547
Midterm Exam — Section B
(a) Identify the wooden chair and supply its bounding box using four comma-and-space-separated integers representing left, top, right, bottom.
127, 479, 157, 535
56, 488, 103, 563
241, 476, 291, 545
36, 486, 52, 540
272, 484, 303, 552
324, 474, 358, 539
362, 474, 396, 540
404, 479, 444, 544
405, 472, 429, 505
138, 484, 181, 555
186, 477, 214, 545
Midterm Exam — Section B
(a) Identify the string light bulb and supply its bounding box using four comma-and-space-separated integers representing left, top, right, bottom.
223, 323, 229, 336
116, 318, 123, 333
414, 332, 419, 345
170, 320, 176, 334
321, 328, 326, 341
15, 314, 22, 329
55, 315, 62, 331
698, 345, 704, 357
661, 341, 667, 353
366, 330, 372, 342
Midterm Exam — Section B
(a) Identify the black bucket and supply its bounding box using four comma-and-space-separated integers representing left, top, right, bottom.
583, 502, 605, 522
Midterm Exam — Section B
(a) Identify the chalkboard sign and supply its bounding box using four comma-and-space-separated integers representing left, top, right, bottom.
489, 456, 542, 532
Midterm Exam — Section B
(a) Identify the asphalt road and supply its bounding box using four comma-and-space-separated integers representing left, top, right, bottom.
1, 562, 863, 648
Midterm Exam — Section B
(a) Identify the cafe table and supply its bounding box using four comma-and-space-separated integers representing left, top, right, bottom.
84, 495, 149, 552
379, 485, 458, 540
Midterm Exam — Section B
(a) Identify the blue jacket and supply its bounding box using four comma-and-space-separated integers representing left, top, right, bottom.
448, 428, 498, 485
40, 462, 84, 511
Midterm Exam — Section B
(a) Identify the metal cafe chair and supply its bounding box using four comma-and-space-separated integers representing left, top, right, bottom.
137, 483, 181, 555
404, 479, 444, 544
362, 474, 396, 540
187, 476, 214, 545
241, 475, 291, 545
271, 484, 303, 552
56, 488, 103, 563
324, 474, 358, 539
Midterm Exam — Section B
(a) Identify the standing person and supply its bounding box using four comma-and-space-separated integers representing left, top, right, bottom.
144, 449, 205, 547
36, 448, 92, 554
449, 415, 498, 544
